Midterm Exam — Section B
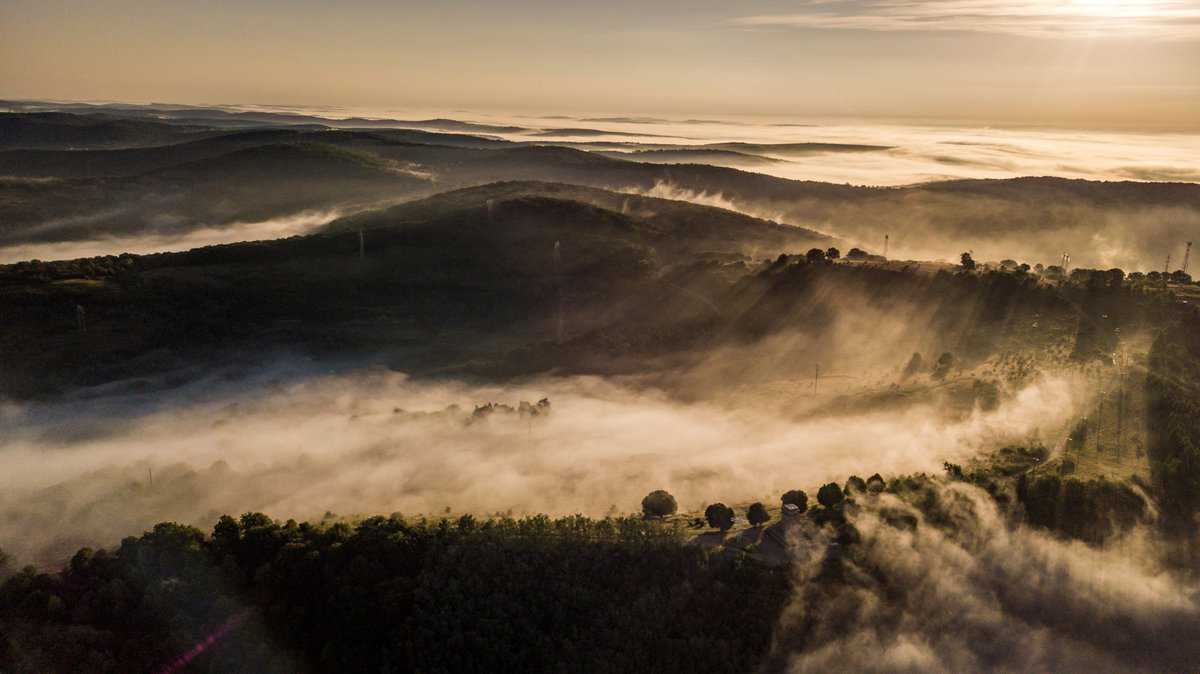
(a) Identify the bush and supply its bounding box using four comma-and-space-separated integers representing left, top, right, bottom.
705, 503, 735, 532
817, 483, 844, 508
781, 489, 808, 512
747, 503, 769, 527
641, 489, 678, 518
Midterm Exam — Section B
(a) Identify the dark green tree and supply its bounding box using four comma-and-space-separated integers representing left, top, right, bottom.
825, 247, 841, 260
746, 502, 769, 527
781, 489, 808, 512
932, 352, 955, 380
641, 490, 678, 519
816, 483, 844, 508
902, 352, 924, 379
866, 473, 886, 493
844, 475, 867, 494
705, 503, 735, 532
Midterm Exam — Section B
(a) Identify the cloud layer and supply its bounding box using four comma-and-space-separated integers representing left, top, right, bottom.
736, 0, 1200, 40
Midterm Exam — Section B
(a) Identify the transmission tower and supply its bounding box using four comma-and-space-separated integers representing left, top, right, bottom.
1165, 252, 1172, 274
1183, 241, 1192, 275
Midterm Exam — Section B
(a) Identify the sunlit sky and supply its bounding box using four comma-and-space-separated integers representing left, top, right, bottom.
2, 0, 1198, 129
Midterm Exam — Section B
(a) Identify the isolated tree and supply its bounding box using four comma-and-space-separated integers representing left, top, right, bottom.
846, 247, 868, 260
747, 502, 770, 527
960, 252, 976, 270
932, 352, 955, 380
844, 475, 867, 494
866, 473, 886, 493
826, 247, 841, 260
999, 259, 1018, 271
641, 490, 678, 519
705, 503, 735, 531
902, 352, 924, 379
943, 462, 965, 480
781, 489, 808, 513
816, 483, 844, 508
806, 248, 826, 264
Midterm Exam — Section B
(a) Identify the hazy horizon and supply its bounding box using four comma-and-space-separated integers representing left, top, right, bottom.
3, 0, 1198, 130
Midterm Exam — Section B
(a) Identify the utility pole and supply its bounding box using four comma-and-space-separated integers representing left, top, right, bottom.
1165, 252, 1172, 274
813, 363, 820, 393
883, 234, 889, 258
1183, 242, 1192, 275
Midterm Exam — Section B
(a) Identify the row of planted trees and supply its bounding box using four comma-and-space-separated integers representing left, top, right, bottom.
640, 473, 888, 532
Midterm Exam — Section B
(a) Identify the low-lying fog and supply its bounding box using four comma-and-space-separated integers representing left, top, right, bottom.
0, 208, 347, 264
0, 363, 1079, 565
509, 118, 1200, 186
301, 104, 1200, 186
777, 483, 1200, 673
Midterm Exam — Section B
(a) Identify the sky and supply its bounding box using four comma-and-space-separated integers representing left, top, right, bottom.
2, 0, 1199, 129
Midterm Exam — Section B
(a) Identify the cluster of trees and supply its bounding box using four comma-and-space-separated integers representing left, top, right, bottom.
644, 473, 888, 534
1146, 314, 1200, 534
1016, 473, 1146, 545
0, 513, 790, 673
958, 255, 1200, 291
802, 247, 842, 264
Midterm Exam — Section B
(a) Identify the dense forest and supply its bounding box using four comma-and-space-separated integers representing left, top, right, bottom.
0, 514, 788, 673
4, 442, 1195, 672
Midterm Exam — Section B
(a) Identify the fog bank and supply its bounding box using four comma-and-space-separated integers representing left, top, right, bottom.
0, 367, 1078, 565
0, 208, 346, 264
775, 483, 1200, 673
